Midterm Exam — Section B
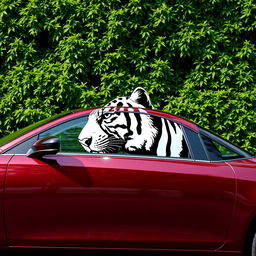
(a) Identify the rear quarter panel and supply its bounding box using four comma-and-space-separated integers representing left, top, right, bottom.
222, 158, 256, 252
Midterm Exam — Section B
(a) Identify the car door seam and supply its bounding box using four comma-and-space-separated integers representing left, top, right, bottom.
215, 162, 237, 251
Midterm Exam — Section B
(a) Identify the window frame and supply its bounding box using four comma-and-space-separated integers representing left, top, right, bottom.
3, 110, 194, 161
3, 109, 250, 162
38, 110, 194, 160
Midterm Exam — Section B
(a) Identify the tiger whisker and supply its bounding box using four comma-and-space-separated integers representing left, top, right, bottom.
95, 139, 125, 147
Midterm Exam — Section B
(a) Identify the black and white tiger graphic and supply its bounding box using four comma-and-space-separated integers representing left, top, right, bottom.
78, 87, 188, 157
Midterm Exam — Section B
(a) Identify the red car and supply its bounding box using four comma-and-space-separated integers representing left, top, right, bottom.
0, 88, 255, 256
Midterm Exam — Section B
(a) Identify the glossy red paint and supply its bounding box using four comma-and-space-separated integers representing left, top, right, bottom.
6, 154, 234, 250
0, 155, 13, 245
0, 107, 255, 255
221, 158, 256, 252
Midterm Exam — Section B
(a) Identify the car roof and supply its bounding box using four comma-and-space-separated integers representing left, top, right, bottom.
0, 107, 198, 153
100, 107, 198, 129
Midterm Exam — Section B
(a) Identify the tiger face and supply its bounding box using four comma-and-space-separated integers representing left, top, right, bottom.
78, 87, 157, 154
78, 109, 126, 153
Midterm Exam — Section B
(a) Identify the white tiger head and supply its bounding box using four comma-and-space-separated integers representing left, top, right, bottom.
78, 87, 157, 154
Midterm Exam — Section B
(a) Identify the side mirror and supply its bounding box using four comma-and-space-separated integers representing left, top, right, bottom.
27, 136, 60, 158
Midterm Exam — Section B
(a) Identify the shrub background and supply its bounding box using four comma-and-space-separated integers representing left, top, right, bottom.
0, 0, 255, 154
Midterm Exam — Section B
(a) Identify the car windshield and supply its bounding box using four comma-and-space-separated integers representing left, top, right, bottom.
0, 110, 75, 147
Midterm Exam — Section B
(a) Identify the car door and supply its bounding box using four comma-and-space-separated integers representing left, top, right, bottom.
4, 111, 235, 250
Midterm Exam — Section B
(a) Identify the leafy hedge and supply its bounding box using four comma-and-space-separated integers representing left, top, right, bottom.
0, 0, 255, 154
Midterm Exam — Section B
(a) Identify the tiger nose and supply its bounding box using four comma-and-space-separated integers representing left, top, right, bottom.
83, 137, 92, 147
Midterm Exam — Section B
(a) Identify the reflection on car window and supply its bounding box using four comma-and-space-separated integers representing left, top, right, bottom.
0, 110, 74, 147
201, 135, 240, 161
39, 116, 88, 153
212, 140, 239, 159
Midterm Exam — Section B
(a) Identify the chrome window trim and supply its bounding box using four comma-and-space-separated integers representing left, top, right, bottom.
56, 152, 196, 162
3, 153, 254, 163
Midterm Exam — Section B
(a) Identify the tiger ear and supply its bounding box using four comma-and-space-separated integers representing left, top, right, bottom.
129, 87, 153, 109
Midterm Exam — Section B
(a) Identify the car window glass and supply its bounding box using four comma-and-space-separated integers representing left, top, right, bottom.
78, 109, 191, 159
201, 135, 222, 161
39, 116, 88, 153
212, 140, 239, 159
3, 135, 38, 155
38, 111, 191, 159
201, 135, 240, 161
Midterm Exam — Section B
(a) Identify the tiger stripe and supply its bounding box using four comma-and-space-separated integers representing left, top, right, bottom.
79, 87, 188, 157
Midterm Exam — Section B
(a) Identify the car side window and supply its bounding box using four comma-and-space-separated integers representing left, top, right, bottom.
201, 134, 240, 161
78, 109, 191, 159
39, 116, 88, 153
3, 135, 38, 155
38, 110, 191, 159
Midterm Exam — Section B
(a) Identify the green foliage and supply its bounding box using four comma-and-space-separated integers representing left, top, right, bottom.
0, 0, 255, 154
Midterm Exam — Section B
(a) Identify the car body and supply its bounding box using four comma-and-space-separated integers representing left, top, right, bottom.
0, 107, 255, 255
